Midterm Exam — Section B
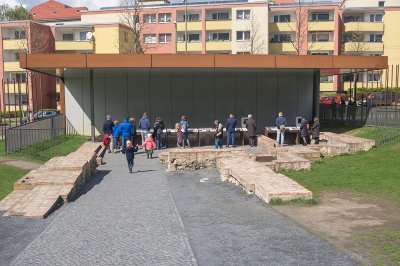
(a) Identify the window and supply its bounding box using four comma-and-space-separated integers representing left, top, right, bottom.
5, 72, 26, 83
159, 33, 171, 43
311, 33, 329, 42
144, 14, 156, 23
236, 31, 250, 41
236, 10, 250, 20
343, 16, 362, 23
274, 15, 291, 23
144, 34, 156, 43
370, 14, 383, 22
311, 13, 330, 21
14, 30, 26, 39
342, 73, 353, 82
379, 1, 385, 7
270, 34, 291, 43
62, 34, 74, 41
79, 31, 89, 41
208, 32, 230, 41
211, 12, 229, 20
183, 14, 200, 21
179, 34, 200, 42
320, 76, 333, 83
159, 13, 171, 23
369, 34, 383, 42
368, 73, 381, 81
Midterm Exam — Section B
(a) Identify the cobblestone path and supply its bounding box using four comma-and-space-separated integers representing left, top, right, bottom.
10, 149, 356, 266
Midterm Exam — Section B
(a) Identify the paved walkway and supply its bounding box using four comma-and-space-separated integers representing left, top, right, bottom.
9, 149, 356, 266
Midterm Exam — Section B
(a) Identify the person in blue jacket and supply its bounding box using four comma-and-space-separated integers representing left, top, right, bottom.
120, 118, 133, 149
225, 114, 237, 147
111, 120, 121, 153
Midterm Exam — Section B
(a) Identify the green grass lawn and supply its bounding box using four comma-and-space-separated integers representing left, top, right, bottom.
284, 127, 400, 203
0, 165, 29, 200
6, 135, 89, 163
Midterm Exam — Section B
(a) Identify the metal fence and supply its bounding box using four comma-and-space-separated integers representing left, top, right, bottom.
4, 115, 78, 153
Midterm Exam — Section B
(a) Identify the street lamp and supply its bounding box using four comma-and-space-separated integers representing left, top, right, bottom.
183, 0, 187, 54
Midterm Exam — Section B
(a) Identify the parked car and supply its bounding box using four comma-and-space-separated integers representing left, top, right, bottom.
33, 109, 60, 120
320, 96, 341, 105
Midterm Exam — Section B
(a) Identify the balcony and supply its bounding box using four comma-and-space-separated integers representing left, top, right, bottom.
2, 39, 27, 50
4, 61, 24, 72
269, 22, 296, 32
343, 42, 384, 52
55, 41, 94, 51
177, 42, 202, 52
308, 21, 335, 31
205, 20, 231, 30
177, 21, 202, 31
4, 105, 28, 112
309, 41, 334, 51
269, 43, 296, 53
343, 22, 384, 32
320, 82, 334, 92
4, 82, 27, 93
206, 41, 232, 51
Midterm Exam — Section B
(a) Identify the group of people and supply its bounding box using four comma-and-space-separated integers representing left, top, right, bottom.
103, 111, 321, 173
275, 112, 320, 147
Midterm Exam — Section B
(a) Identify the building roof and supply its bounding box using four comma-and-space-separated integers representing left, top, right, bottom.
19, 53, 388, 78
30, 0, 88, 22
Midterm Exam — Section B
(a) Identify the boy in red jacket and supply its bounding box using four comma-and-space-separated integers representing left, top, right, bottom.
143, 133, 156, 159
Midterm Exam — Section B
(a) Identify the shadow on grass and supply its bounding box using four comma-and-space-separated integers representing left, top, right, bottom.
71, 170, 111, 202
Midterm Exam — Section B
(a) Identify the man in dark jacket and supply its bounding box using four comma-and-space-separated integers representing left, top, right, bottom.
120, 118, 133, 149
300, 116, 309, 146
245, 114, 257, 147
102, 115, 114, 153
311, 117, 320, 144
225, 114, 237, 147
275, 112, 286, 146
138, 112, 150, 145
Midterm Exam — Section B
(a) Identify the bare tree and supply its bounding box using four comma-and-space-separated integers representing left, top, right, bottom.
288, 0, 315, 55
343, 24, 369, 55
239, 12, 267, 54
119, 0, 157, 53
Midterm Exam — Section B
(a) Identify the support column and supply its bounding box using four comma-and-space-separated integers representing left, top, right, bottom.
59, 69, 65, 115
313, 70, 320, 118
90, 69, 95, 142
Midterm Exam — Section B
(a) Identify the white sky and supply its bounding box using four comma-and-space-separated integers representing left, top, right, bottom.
0, 0, 122, 11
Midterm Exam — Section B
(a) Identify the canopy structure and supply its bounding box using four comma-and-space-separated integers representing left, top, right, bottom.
19, 54, 388, 140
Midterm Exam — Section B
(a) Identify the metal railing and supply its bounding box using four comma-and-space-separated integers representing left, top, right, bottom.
4, 115, 78, 153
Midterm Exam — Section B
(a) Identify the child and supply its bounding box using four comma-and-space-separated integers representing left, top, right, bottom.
121, 140, 139, 173
112, 120, 121, 153
143, 133, 156, 159
175, 123, 183, 148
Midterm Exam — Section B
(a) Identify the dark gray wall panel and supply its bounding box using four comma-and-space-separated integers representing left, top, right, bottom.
194, 70, 215, 128
257, 70, 278, 128
297, 69, 314, 120
215, 70, 236, 125
236, 70, 257, 126
93, 70, 106, 133
128, 70, 151, 124
150, 70, 173, 127
171, 70, 194, 128
277, 70, 298, 126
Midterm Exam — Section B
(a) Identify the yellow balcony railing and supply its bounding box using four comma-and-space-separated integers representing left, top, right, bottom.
2, 39, 27, 50
4, 105, 28, 112
4, 61, 24, 72
177, 42, 202, 52
343, 42, 384, 52
309, 41, 334, 51
269, 22, 296, 32
4, 82, 27, 93
344, 22, 384, 32
55, 41, 94, 51
177, 21, 202, 31
56, 83, 61, 93
308, 21, 335, 31
205, 20, 231, 30
206, 41, 232, 51
320, 82, 334, 92
269, 42, 296, 52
